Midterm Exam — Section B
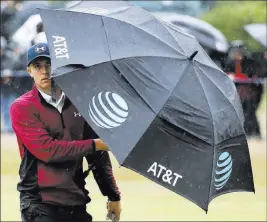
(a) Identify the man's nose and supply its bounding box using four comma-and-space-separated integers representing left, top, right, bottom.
41, 66, 50, 74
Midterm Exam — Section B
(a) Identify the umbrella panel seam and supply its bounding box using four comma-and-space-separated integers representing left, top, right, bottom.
156, 61, 213, 145
51, 55, 187, 78
192, 64, 216, 207
155, 18, 187, 55
101, 17, 112, 62
52, 8, 186, 57
194, 62, 244, 128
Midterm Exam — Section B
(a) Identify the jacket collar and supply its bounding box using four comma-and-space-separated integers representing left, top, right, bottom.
31, 84, 68, 104
32, 84, 43, 102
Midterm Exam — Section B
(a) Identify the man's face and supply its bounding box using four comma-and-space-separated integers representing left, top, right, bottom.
27, 57, 51, 92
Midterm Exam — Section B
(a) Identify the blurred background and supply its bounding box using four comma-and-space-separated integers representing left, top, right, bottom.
1, 1, 266, 221
1, 0, 266, 138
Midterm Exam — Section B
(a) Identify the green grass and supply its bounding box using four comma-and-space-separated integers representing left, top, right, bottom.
1, 138, 266, 221
1, 174, 266, 221
1, 89, 266, 221
258, 86, 266, 113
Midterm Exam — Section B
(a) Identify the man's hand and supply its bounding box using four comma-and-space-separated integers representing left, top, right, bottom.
106, 200, 122, 221
94, 139, 109, 151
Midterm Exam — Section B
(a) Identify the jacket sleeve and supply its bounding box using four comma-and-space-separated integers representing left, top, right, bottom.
10, 101, 95, 163
86, 151, 121, 201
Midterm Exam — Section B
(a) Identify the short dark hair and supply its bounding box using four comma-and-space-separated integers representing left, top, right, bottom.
30, 57, 51, 66
36, 22, 44, 33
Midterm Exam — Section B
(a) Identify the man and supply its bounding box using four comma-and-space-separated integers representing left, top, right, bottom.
224, 40, 256, 77
10, 43, 122, 222
224, 40, 262, 138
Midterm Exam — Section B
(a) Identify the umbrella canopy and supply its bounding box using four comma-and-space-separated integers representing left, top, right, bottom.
153, 12, 229, 53
8, 1, 49, 36
39, 0, 254, 212
12, 14, 42, 53
244, 23, 267, 47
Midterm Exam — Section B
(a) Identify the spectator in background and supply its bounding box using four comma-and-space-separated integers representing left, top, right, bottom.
1, 1, 17, 41
1, 0, 23, 41
1, 36, 15, 70
224, 40, 263, 139
1, 36, 19, 133
13, 22, 47, 71
10, 22, 47, 97
254, 49, 267, 78
224, 40, 256, 77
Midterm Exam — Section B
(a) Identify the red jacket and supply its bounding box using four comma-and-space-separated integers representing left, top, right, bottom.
10, 85, 120, 209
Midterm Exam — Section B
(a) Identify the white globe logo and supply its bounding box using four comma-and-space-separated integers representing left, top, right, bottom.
214, 152, 232, 190
88, 92, 128, 129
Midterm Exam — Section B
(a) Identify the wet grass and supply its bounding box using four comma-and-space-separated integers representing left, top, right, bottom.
1, 86, 266, 221
258, 86, 266, 112
1, 136, 266, 221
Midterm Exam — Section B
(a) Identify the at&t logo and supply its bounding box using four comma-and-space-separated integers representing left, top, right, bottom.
214, 152, 232, 190
88, 91, 128, 129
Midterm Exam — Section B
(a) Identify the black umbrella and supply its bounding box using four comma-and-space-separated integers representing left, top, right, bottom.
8, 1, 50, 36
153, 13, 229, 54
244, 23, 267, 48
39, 1, 254, 212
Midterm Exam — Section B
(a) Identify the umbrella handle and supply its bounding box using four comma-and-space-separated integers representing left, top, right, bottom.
106, 212, 117, 222
111, 213, 117, 222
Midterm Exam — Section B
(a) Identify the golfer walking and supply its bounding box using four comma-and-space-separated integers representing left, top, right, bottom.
10, 43, 122, 222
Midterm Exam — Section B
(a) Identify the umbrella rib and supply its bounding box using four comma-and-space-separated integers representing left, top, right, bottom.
159, 19, 190, 55
194, 59, 222, 73
155, 61, 213, 144
111, 62, 193, 163
111, 62, 158, 115
116, 18, 183, 56
155, 18, 187, 55
61, 9, 183, 56
101, 17, 112, 61
106, 14, 184, 56
192, 64, 216, 209
159, 125, 210, 153
194, 62, 244, 125
190, 43, 223, 72
193, 64, 219, 144
158, 93, 213, 144
52, 55, 187, 78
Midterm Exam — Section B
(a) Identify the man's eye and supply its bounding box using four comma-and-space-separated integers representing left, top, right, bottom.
34, 64, 41, 69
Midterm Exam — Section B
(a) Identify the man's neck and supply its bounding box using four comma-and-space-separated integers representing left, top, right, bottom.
39, 88, 51, 96
37, 87, 62, 100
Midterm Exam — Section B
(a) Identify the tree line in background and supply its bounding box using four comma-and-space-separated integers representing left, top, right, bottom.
201, 1, 266, 51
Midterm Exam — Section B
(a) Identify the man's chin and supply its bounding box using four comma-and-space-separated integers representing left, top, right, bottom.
40, 81, 51, 89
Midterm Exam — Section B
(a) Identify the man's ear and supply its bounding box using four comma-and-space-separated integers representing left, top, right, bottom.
27, 66, 33, 78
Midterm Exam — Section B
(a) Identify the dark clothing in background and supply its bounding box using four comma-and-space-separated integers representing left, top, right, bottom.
13, 51, 28, 71
1, 49, 16, 71
1, 4, 17, 41
235, 82, 263, 138
223, 53, 264, 138
241, 83, 263, 137
255, 58, 267, 78
224, 56, 256, 77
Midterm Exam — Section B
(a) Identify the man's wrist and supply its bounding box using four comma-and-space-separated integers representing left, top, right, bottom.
108, 194, 121, 201
92, 139, 96, 152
